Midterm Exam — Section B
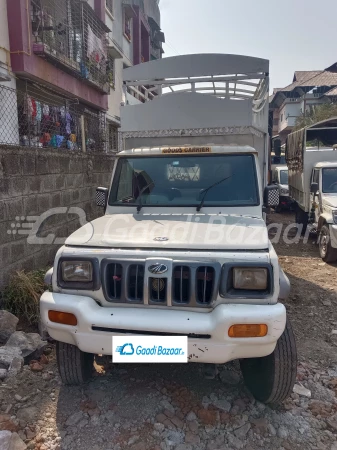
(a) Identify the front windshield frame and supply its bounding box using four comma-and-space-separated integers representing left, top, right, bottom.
322, 168, 337, 193
108, 153, 260, 208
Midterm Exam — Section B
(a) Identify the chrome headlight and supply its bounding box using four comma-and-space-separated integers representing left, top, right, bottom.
219, 263, 272, 298
233, 268, 268, 290
57, 258, 100, 290
61, 261, 93, 282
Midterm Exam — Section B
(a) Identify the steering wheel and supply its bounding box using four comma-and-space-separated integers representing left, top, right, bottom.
328, 182, 337, 191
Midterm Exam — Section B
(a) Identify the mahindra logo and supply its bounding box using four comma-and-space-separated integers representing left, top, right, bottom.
148, 264, 168, 275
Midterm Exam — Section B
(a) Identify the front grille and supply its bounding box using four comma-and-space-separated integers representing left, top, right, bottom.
173, 266, 190, 304
196, 266, 215, 305
150, 277, 167, 303
128, 264, 144, 301
102, 259, 220, 307
106, 263, 123, 299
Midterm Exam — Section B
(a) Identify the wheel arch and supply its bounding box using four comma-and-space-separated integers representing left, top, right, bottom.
279, 267, 290, 301
317, 214, 329, 232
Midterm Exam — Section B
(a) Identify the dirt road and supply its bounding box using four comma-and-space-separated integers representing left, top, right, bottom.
270, 211, 337, 367
1, 212, 337, 450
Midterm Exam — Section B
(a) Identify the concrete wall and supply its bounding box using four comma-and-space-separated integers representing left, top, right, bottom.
107, 57, 124, 122
106, 2, 124, 122
279, 102, 301, 132
0, 146, 115, 288
144, 0, 161, 26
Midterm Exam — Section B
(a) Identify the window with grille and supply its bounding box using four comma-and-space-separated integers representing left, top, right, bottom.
108, 123, 119, 152
106, 0, 113, 15
124, 13, 132, 41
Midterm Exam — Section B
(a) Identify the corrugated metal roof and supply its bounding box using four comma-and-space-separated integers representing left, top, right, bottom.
298, 71, 337, 87
293, 71, 321, 82
279, 81, 302, 92
270, 67, 337, 106
281, 71, 328, 91
325, 86, 337, 97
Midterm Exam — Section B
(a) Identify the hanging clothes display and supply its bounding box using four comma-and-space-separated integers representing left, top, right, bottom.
19, 86, 83, 150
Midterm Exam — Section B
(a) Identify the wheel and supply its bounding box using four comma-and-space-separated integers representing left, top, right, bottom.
56, 341, 94, 385
240, 320, 297, 404
295, 206, 308, 235
319, 224, 337, 263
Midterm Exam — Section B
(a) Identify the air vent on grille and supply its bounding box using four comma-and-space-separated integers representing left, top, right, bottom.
107, 263, 123, 299
173, 266, 190, 304
196, 267, 215, 304
150, 277, 167, 303
128, 265, 144, 301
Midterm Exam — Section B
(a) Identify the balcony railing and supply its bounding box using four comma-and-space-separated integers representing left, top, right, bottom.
123, 0, 145, 12
31, 0, 111, 94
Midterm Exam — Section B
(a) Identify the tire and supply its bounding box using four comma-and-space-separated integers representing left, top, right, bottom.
56, 341, 94, 385
295, 206, 308, 235
319, 224, 337, 263
240, 320, 297, 404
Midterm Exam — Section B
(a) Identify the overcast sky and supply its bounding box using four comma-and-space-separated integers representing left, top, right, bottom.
160, 0, 336, 91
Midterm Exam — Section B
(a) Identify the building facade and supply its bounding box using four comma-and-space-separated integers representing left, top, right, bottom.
0, 0, 164, 151
270, 67, 337, 143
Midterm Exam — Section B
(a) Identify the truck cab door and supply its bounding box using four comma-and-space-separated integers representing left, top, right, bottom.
310, 168, 321, 224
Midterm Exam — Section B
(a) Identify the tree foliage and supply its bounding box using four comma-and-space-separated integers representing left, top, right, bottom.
294, 102, 337, 131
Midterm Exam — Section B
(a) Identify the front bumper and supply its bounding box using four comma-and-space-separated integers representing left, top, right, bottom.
40, 292, 286, 364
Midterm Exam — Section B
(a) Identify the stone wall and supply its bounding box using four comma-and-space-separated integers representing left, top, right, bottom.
0, 146, 115, 288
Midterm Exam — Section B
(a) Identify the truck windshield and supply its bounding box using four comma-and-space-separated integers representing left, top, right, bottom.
109, 154, 259, 207
322, 168, 337, 193
280, 170, 288, 185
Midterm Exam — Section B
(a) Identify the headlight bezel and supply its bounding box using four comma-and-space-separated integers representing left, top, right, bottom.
219, 262, 273, 299
57, 257, 100, 290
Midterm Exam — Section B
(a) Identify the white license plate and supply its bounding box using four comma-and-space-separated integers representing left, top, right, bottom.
112, 336, 188, 363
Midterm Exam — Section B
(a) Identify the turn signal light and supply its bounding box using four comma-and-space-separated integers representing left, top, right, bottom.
48, 310, 77, 326
228, 324, 268, 338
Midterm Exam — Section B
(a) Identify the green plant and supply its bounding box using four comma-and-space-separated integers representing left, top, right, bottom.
2, 269, 49, 325
294, 102, 337, 131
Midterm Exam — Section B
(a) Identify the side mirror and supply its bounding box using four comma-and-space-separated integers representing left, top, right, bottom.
310, 182, 319, 194
264, 185, 280, 207
96, 187, 108, 208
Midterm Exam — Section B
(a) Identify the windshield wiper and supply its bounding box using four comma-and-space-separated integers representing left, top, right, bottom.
137, 180, 155, 213
196, 175, 233, 212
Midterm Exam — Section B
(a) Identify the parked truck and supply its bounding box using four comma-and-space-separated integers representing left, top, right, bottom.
272, 166, 293, 211
40, 54, 297, 404
287, 118, 337, 262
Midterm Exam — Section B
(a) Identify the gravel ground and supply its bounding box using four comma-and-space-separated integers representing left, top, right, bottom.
1, 211, 337, 450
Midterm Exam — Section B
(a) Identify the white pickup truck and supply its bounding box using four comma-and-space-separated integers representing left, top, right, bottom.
287, 118, 337, 261
40, 54, 297, 404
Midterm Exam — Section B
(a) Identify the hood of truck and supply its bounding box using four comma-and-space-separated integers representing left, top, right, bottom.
322, 195, 337, 208
65, 213, 269, 250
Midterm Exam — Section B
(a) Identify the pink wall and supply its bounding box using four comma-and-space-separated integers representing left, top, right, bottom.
132, 6, 150, 65
7, 0, 108, 111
